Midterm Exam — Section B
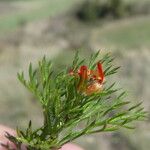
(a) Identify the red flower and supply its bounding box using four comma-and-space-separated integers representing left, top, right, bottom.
70, 62, 105, 95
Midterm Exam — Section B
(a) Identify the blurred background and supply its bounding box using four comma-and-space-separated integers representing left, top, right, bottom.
0, 0, 150, 149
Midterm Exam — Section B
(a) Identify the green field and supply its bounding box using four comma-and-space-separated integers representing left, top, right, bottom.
92, 16, 150, 49
0, 0, 79, 34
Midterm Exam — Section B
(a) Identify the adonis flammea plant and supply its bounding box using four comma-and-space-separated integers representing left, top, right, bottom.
3, 51, 147, 150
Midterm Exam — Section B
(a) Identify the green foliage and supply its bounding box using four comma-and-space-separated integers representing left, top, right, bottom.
4, 51, 146, 150
76, 0, 126, 21
76, 0, 100, 21
108, 0, 125, 17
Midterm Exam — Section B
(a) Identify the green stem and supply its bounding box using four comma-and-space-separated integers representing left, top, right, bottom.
40, 108, 50, 140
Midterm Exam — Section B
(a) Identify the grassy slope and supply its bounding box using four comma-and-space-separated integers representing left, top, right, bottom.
91, 16, 150, 49
0, 0, 79, 34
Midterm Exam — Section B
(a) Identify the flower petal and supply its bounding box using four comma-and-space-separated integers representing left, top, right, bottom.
78, 65, 88, 79
97, 62, 104, 83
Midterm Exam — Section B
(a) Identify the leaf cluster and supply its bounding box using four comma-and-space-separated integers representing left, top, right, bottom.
5, 52, 147, 150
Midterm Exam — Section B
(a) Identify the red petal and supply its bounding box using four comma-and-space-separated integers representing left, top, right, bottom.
77, 65, 88, 91
79, 65, 88, 79
97, 62, 104, 83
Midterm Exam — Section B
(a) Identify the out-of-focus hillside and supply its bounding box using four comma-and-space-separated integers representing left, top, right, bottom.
0, 0, 150, 150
